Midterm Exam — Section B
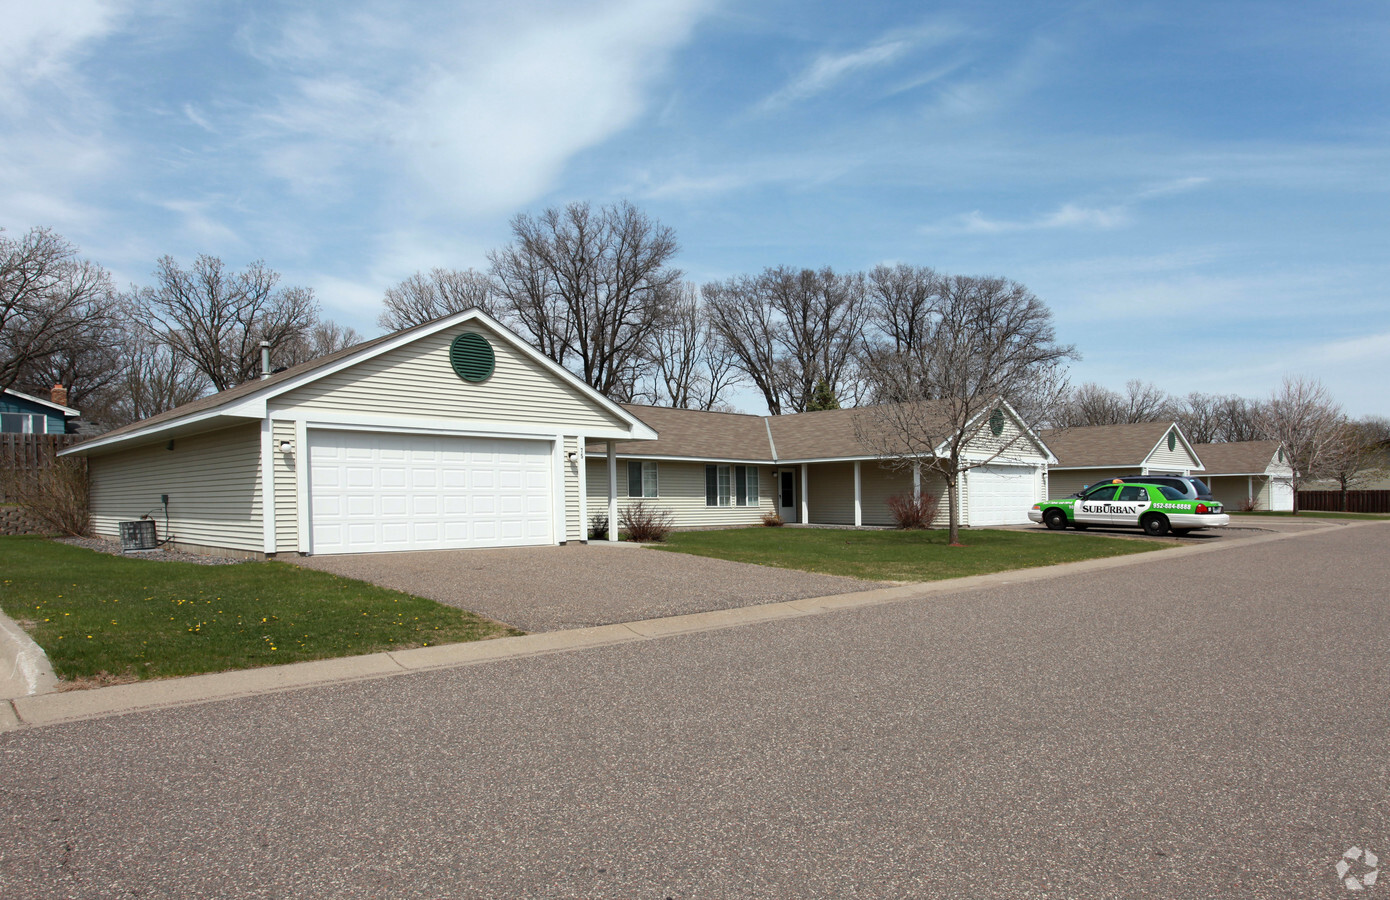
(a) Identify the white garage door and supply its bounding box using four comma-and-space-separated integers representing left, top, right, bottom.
968, 464, 1041, 526
308, 431, 553, 554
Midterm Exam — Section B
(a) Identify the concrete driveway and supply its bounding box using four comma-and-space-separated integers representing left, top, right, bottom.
292, 541, 880, 632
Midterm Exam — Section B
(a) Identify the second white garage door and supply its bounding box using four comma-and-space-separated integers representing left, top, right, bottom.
967, 464, 1041, 526
308, 431, 553, 554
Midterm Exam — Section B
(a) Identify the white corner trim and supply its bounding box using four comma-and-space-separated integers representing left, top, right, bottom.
551, 437, 565, 545
295, 419, 311, 555
260, 419, 275, 555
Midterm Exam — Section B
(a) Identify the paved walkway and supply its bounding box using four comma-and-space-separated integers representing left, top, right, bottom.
291, 541, 882, 632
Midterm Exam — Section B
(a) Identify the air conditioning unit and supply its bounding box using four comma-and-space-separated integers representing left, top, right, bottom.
119, 520, 158, 552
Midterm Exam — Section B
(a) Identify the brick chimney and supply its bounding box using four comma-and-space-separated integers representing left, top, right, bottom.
51, 383, 69, 407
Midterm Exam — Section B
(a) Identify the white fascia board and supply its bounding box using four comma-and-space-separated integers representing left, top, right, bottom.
59, 410, 261, 457
2, 387, 80, 416
586, 453, 776, 465
275, 410, 637, 442
1049, 464, 1144, 471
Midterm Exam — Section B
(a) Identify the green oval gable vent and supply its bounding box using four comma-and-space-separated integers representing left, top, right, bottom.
1168, 429, 1177, 452
450, 332, 495, 383
990, 407, 1005, 436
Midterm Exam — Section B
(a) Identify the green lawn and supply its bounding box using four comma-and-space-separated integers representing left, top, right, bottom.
0, 536, 521, 684
656, 526, 1166, 582
1233, 510, 1390, 521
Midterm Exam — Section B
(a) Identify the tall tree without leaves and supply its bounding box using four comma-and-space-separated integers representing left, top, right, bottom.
706, 266, 867, 414
377, 268, 497, 331
1256, 376, 1345, 513
855, 275, 1076, 544
489, 201, 681, 400
638, 284, 742, 410
1051, 380, 1171, 427
0, 227, 117, 394
136, 255, 319, 391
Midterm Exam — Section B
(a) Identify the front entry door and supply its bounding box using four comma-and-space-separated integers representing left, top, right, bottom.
779, 470, 797, 523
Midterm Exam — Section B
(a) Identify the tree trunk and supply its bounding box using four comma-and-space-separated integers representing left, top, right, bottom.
946, 469, 961, 545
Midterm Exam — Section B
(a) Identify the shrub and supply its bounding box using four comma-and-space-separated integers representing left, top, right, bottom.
886, 491, 941, 530
618, 501, 675, 542
1239, 496, 1259, 512
761, 510, 785, 527
588, 512, 610, 541
2, 457, 91, 536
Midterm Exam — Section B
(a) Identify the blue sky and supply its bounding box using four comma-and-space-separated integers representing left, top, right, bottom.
2, 0, 1387, 416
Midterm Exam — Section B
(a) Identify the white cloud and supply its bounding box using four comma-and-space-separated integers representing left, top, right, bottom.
0, 0, 123, 109
934, 203, 1130, 235
249, 0, 715, 215
760, 22, 964, 111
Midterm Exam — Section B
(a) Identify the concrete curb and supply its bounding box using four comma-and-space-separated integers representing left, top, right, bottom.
0, 606, 58, 701
3, 519, 1376, 733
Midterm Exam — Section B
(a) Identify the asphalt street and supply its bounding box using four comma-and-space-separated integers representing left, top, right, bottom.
1, 522, 1387, 898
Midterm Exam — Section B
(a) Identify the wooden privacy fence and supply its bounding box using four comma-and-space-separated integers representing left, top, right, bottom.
0, 433, 85, 502
1296, 490, 1390, 514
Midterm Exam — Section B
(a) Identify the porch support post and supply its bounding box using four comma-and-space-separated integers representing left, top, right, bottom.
800, 463, 809, 525
912, 462, 922, 500
853, 460, 863, 527
1248, 475, 1254, 507
606, 441, 618, 542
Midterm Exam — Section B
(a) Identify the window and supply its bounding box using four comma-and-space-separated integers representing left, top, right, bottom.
1083, 485, 1118, 501
1117, 485, 1147, 501
705, 465, 760, 507
0, 413, 44, 434
627, 460, 658, 498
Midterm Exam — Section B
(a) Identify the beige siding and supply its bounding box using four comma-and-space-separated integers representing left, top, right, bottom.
964, 411, 1047, 463
1047, 467, 1142, 500
809, 462, 950, 527
271, 321, 625, 432
564, 437, 582, 541
586, 458, 775, 528
1208, 474, 1265, 510
89, 423, 263, 552
271, 419, 298, 551
1144, 430, 1200, 472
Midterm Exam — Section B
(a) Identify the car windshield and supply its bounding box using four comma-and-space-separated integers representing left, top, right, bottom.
1189, 478, 1212, 495
1157, 485, 1186, 500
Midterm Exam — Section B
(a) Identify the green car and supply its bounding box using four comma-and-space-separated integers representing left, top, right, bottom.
1029, 480, 1230, 537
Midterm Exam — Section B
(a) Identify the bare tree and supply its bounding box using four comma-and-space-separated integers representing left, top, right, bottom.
488, 201, 681, 400
278, 319, 364, 369
866, 263, 939, 353
1, 227, 118, 393
377, 267, 497, 331
1257, 376, 1345, 513
705, 274, 784, 414
1171, 392, 1267, 443
639, 284, 742, 410
1053, 380, 1170, 427
1320, 417, 1390, 507
706, 266, 867, 414
134, 255, 319, 391
113, 337, 209, 425
855, 274, 1076, 544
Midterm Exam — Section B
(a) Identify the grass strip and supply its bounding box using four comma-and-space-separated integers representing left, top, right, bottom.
0, 536, 521, 684
656, 526, 1165, 582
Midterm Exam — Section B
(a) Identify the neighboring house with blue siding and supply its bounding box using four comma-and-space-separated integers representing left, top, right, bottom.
0, 387, 80, 434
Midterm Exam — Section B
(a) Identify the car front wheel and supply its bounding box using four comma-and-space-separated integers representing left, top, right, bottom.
1141, 513, 1171, 537
1043, 508, 1068, 530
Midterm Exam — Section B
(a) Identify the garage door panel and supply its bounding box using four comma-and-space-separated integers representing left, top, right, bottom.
969, 464, 1042, 526
309, 431, 553, 554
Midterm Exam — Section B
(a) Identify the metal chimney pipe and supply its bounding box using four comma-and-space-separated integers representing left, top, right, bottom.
260, 341, 272, 380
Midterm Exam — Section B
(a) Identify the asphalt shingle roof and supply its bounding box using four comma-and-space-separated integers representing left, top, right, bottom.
1191, 440, 1282, 475
1038, 421, 1178, 468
